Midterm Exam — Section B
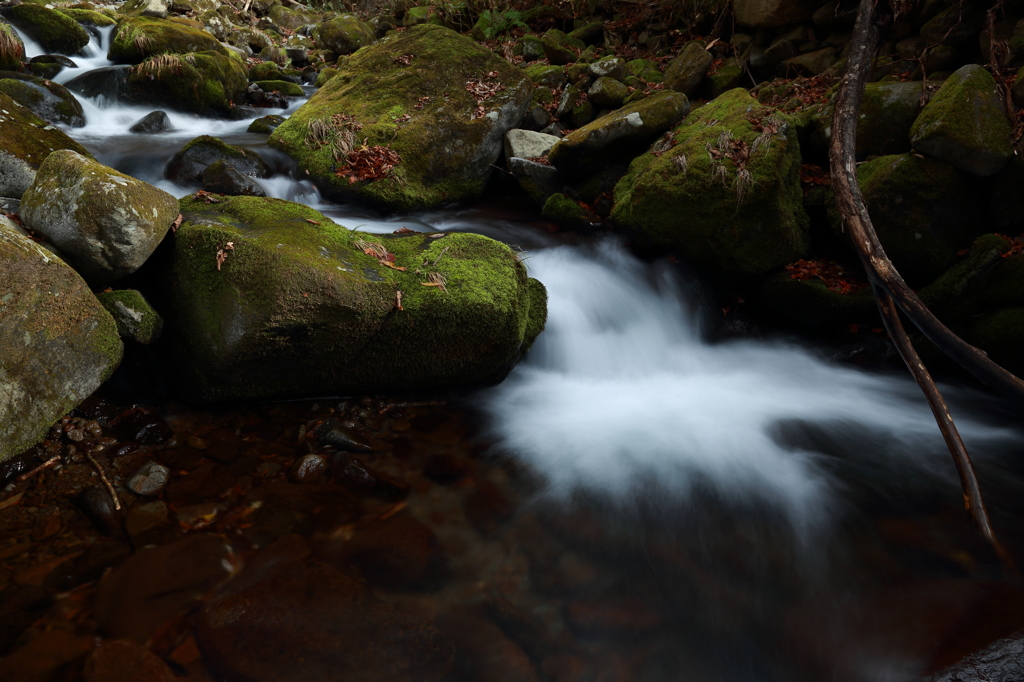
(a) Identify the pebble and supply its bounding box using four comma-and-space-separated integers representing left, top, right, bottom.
127, 461, 171, 496
73, 486, 123, 537
290, 454, 327, 483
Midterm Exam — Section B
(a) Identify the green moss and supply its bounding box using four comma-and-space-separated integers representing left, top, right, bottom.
125, 51, 247, 118
313, 14, 372, 55
541, 192, 591, 228
247, 114, 284, 134
315, 67, 338, 88
254, 79, 304, 96
4, 4, 90, 54
626, 58, 662, 84
525, 64, 564, 88
166, 195, 546, 404
57, 8, 116, 26
108, 16, 227, 64
0, 71, 84, 127
0, 91, 91, 168
248, 61, 285, 81
611, 88, 808, 277
0, 20, 26, 71
96, 289, 164, 343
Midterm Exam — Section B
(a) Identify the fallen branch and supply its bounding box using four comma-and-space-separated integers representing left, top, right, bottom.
830, 0, 1016, 573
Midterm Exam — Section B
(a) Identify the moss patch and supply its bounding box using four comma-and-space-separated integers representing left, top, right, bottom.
254, 79, 303, 96
1, 4, 89, 55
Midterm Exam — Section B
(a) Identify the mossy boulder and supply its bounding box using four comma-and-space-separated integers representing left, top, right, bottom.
627, 58, 662, 84
0, 19, 26, 71
124, 51, 247, 118
315, 67, 338, 88
57, 8, 116, 27
524, 64, 565, 89
917, 234, 1017, 322
734, 0, 817, 27
108, 16, 227, 64
611, 88, 809, 277
247, 113, 284, 134
855, 81, 923, 157
663, 42, 712, 96
0, 216, 123, 462
0, 71, 84, 127
167, 135, 270, 185
541, 192, 594, 229
0, 4, 90, 55
0, 92, 92, 198
313, 15, 373, 55
910, 64, 1013, 177
703, 58, 745, 99
269, 25, 532, 212
97, 289, 164, 343
201, 159, 267, 196
836, 153, 984, 287
248, 60, 286, 82
120, 0, 171, 19
757, 270, 878, 328
163, 195, 547, 405
588, 77, 628, 110
254, 79, 304, 97
268, 5, 318, 31
548, 90, 689, 175
963, 308, 1024, 378
226, 26, 273, 54
20, 150, 179, 284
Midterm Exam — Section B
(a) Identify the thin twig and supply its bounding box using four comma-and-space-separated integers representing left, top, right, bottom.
16, 455, 59, 483
85, 453, 121, 511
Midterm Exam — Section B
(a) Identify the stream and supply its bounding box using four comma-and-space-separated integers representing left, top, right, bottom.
11, 25, 1024, 682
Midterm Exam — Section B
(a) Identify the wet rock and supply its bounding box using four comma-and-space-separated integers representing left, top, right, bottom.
97, 289, 164, 344
129, 110, 172, 134
312, 14, 373, 55
176, 501, 226, 528
438, 606, 541, 682
0, 71, 85, 127
910, 64, 1013, 177
0, 19, 25, 72
290, 453, 327, 483
124, 51, 248, 119
243, 482, 361, 544
663, 41, 712, 95
167, 134, 269, 185
314, 418, 373, 452
84, 639, 176, 682
74, 486, 125, 538
95, 534, 232, 643
166, 461, 234, 505
63, 65, 131, 101
0, 4, 90, 55
246, 114, 284, 134
508, 157, 563, 207
201, 159, 267, 197
196, 535, 455, 682
253, 79, 304, 97
127, 460, 171, 496
113, 407, 173, 445
0, 219, 122, 462
20, 150, 179, 284
51, 538, 132, 590
269, 24, 532, 211
542, 192, 597, 229
0, 629, 93, 682
125, 500, 171, 540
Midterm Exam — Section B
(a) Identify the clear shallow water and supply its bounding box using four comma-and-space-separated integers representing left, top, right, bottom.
10, 24, 1024, 681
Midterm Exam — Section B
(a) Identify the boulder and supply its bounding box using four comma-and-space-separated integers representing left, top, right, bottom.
0, 92, 92, 199
253, 79, 303, 96
268, 5, 319, 31
703, 57, 745, 98
167, 135, 269, 185
201, 159, 267, 196
910, 64, 1013, 177
0, 5, 90, 56
96, 289, 164, 344
64, 65, 131, 101
225, 26, 273, 54
542, 192, 595, 229
780, 46, 837, 75
524, 64, 564, 89
588, 76, 628, 110
813, 81, 923, 158
0, 19, 25, 72
123, 51, 248, 118
920, 5, 986, 45
504, 128, 559, 160
0, 216, 123, 462
20, 150, 179, 284
164, 195, 546, 404
314, 67, 338, 88
663, 41, 712, 96
108, 17, 227, 64
587, 56, 627, 81
246, 113, 284, 134
548, 90, 689, 175
56, 8, 116, 28
269, 24, 532, 212
734, 0, 817, 28
120, 0, 172, 19
312, 14, 373, 55
128, 110, 172, 133
757, 270, 877, 328
611, 88, 809, 276
627, 58, 663, 84
507, 157, 562, 206
0, 71, 85, 127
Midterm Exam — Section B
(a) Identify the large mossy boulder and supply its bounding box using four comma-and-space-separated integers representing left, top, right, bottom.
20, 150, 179, 284
0, 92, 92, 199
0, 19, 26, 72
269, 24, 532, 212
124, 51, 247, 118
910, 64, 1013, 177
108, 16, 227, 64
0, 70, 84, 127
611, 88, 809, 276
837, 153, 983, 287
0, 216, 123, 463
166, 135, 269, 184
164, 195, 547, 405
57, 8, 117, 28
548, 90, 689, 175
0, 4, 90, 55
663, 41, 712, 96
267, 5, 319, 31
312, 14, 372, 55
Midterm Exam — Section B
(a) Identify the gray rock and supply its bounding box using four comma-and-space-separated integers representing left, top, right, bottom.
663, 42, 713, 96
507, 157, 563, 207
926, 631, 1024, 682
20, 150, 180, 283
504, 129, 560, 160
588, 76, 628, 110
127, 461, 171, 496
63, 66, 130, 102
0, 72, 85, 127
587, 57, 627, 81
96, 289, 164, 344
201, 159, 267, 197
128, 110, 172, 134
0, 217, 123, 462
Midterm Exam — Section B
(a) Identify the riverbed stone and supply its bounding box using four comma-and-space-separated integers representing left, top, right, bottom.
548, 90, 689, 174
164, 195, 546, 404
129, 109, 172, 133
910, 64, 1013, 177
269, 24, 532, 212
0, 92, 92, 199
20, 150, 180, 284
663, 41, 712, 96
588, 76, 628, 110
587, 56, 627, 81
0, 217, 123, 463
612, 88, 809, 276
108, 16, 228, 64
0, 4, 90, 56
507, 157, 562, 206
201, 159, 267, 196
0, 71, 84, 127
96, 289, 164, 343
312, 14, 373, 55
123, 51, 248, 118
167, 135, 269, 184
0, 19, 25, 72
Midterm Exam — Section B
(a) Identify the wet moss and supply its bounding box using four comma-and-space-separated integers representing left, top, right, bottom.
57, 8, 116, 27
254, 79, 303, 96
125, 51, 247, 118
0, 71, 85, 127
315, 67, 338, 88
109, 16, 227, 64
248, 61, 285, 81
0, 90, 91, 170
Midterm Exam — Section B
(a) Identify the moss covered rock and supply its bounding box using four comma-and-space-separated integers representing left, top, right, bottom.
268, 5, 319, 31
97, 289, 164, 343
20, 150, 179, 284
963, 308, 1024, 377
0, 216, 123, 462
163, 195, 546, 405
254, 79, 304, 97
541, 192, 594, 229
0, 4, 90, 55
269, 25, 532, 212
524, 64, 565, 89
247, 113, 284, 134
611, 88, 809, 276
315, 67, 338, 88
663, 41, 712, 96
627, 58, 662, 84
0, 71, 84, 127
167, 135, 269, 184
0, 18, 26, 71
588, 76, 628, 110
0, 92, 91, 198
548, 90, 689, 174
757, 270, 877, 328
108, 16, 227, 64
124, 51, 247, 118
201, 159, 267, 196
313, 15, 372, 55
57, 8, 116, 27
910, 64, 1013, 177
248, 60, 286, 82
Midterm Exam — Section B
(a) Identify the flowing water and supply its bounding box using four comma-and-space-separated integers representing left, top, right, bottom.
12, 26, 1024, 682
